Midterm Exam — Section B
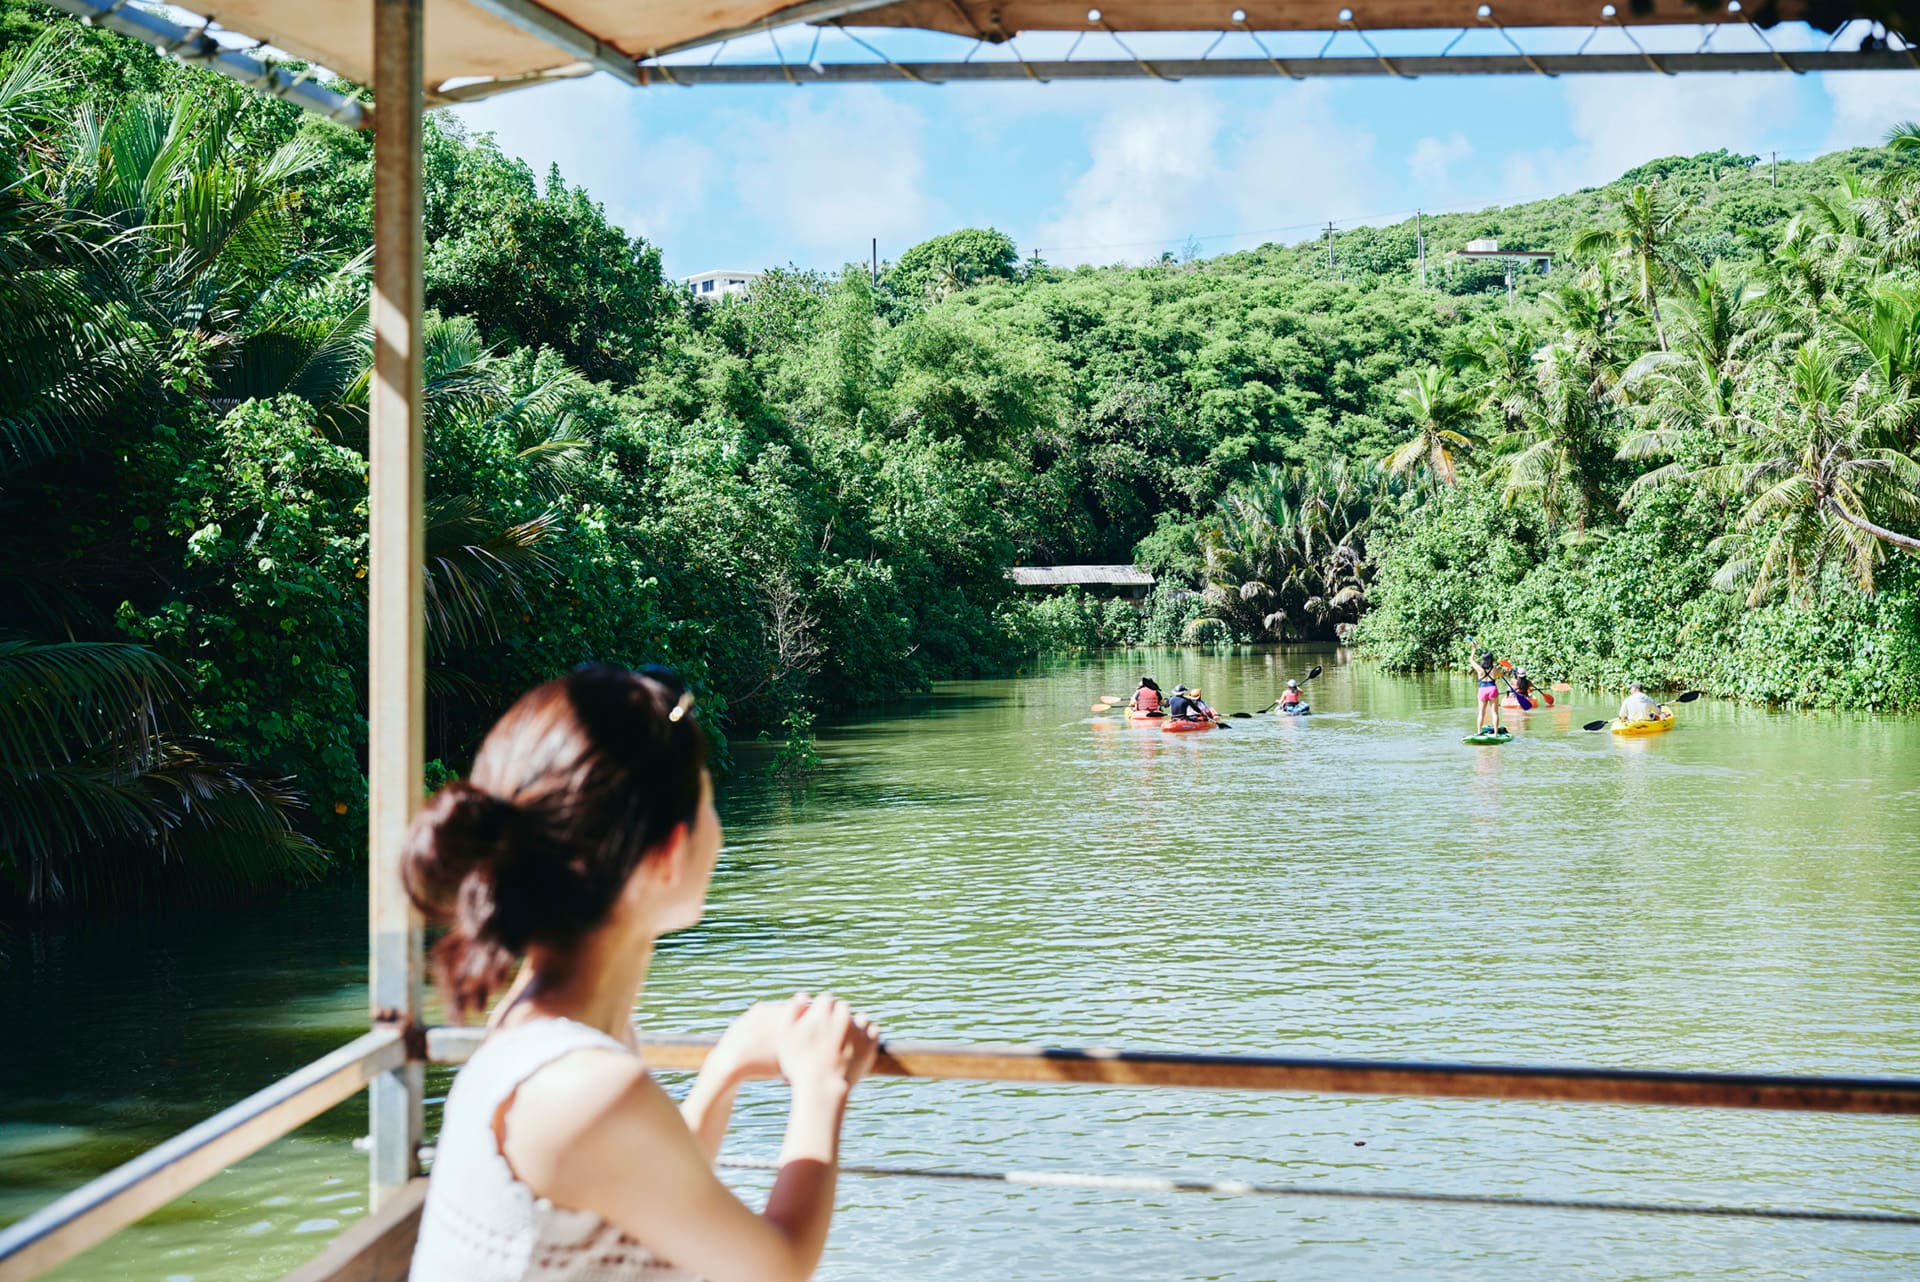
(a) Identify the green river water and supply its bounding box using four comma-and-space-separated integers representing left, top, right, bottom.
4, 647, 1918, 1280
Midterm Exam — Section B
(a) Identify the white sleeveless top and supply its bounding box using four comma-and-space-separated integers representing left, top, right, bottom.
410, 1017, 701, 1282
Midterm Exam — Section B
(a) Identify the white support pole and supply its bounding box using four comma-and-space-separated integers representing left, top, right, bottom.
368, 0, 426, 1209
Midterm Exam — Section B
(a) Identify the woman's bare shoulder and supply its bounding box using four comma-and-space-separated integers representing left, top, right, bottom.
502, 1047, 674, 1187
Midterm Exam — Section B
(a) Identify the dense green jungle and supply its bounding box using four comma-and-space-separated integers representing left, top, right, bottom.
5, 1, 1920, 911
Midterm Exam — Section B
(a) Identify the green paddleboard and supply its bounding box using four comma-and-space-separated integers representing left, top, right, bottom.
1463, 730, 1513, 745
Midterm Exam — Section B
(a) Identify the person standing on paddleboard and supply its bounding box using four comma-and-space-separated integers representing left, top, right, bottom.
1470, 649, 1504, 736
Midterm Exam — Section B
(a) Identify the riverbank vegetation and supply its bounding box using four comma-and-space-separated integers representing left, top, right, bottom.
5, 7, 1920, 908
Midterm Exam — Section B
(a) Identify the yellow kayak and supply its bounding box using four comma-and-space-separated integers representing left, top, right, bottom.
1610, 710, 1675, 736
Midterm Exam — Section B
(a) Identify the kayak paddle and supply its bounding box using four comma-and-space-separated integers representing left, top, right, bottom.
1497, 660, 1555, 708
1502, 673, 1533, 712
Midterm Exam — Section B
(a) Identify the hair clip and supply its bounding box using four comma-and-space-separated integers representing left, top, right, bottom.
668, 690, 696, 723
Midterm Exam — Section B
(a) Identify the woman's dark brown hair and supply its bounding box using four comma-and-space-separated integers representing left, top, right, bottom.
402, 664, 709, 1019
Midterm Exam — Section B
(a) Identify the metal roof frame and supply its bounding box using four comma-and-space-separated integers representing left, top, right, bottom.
41, 0, 1920, 127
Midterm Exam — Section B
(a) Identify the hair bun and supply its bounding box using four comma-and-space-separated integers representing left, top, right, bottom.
402, 780, 517, 914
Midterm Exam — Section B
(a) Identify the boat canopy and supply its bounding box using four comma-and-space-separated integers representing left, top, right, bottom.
98, 0, 1838, 105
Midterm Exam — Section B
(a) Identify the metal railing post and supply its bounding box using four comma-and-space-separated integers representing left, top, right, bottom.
368, 0, 426, 1210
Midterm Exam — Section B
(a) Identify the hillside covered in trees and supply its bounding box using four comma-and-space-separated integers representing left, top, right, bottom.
5, 2, 1920, 910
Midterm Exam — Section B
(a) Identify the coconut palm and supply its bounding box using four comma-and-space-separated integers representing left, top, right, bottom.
1499, 355, 1616, 532
1630, 337, 1920, 603
1618, 265, 1761, 464
1570, 183, 1694, 350
1449, 313, 1540, 434
1833, 280, 1920, 438
1386, 364, 1481, 486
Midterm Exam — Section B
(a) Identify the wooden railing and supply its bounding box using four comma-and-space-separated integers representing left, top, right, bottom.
0, 1028, 405, 1282
5, 1024, 1917, 1282
430, 1028, 1920, 1114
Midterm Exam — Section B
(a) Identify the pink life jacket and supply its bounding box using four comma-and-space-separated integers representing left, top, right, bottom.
1135, 688, 1162, 712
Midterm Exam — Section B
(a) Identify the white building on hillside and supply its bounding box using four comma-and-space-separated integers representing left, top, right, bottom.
684, 269, 759, 300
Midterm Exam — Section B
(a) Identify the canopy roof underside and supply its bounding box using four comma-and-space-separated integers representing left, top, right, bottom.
204, 0, 1817, 95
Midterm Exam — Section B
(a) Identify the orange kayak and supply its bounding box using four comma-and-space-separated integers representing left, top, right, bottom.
1161, 718, 1220, 733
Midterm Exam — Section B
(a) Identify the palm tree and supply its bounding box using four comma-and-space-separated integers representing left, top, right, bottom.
1449, 314, 1540, 435
1618, 265, 1760, 463
1570, 183, 1694, 350
1833, 280, 1920, 439
1496, 341, 1622, 533
0, 639, 320, 908
1195, 461, 1395, 640
1629, 337, 1920, 603
1386, 364, 1481, 486
0, 35, 148, 473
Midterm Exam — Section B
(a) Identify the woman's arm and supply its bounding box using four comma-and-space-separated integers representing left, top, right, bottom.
677, 997, 803, 1162
680, 1057, 747, 1162
507, 1055, 838, 1282
505, 997, 878, 1282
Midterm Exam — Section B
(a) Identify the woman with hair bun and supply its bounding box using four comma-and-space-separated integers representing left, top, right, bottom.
404, 663, 880, 1282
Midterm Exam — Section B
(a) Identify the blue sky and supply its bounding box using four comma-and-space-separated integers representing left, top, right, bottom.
452, 22, 1920, 279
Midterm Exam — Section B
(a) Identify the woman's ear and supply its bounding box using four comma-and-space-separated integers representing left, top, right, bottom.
647, 819, 695, 887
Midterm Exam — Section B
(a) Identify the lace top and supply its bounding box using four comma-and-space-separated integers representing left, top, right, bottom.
410, 1017, 701, 1282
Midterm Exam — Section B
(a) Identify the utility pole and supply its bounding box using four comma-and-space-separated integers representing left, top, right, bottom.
870, 237, 878, 285
1770, 151, 1777, 189
1416, 209, 1426, 288
1325, 221, 1335, 275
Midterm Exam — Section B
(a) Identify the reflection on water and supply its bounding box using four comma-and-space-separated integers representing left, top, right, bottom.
5, 648, 1919, 1280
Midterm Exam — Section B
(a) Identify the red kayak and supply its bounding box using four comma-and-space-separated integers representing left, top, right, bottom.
1161, 717, 1220, 732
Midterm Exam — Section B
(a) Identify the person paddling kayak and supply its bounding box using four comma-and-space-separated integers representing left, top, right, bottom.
1279, 679, 1306, 713
1168, 684, 1213, 722
1131, 678, 1164, 716
1618, 681, 1660, 723
1168, 684, 1197, 719
1470, 648, 1504, 736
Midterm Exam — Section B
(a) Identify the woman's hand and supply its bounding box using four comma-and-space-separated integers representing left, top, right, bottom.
710, 994, 810, 1082
776, 992, 880, 1099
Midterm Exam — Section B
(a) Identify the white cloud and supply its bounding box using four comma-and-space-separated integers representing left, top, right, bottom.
1029, 90, 1224, 264
1031, 83, 1384, 266
1408, 132, 1472, 192
1499, 74, 1803, 200
1822, 72, 1920, 150
454, 78, 718, 251
724, 88, 937, 259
